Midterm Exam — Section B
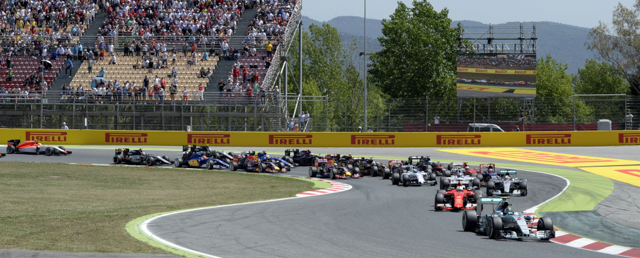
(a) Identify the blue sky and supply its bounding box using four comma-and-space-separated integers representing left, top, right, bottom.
303, 0, 636, 28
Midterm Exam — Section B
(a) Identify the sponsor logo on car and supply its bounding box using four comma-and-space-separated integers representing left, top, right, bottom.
618, 133, 640, 144
26, 131, 67, 142
269, 134, 312, 145
526, 134, 571, 145
436, 135, 481, 146
187, 133, 231, 145
351, 135, 395, 145
105, 133, 148, 143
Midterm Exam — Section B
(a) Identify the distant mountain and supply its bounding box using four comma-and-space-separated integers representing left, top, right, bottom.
301, 16, 594, 75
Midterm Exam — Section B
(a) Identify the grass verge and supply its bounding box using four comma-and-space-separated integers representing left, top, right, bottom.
0, 162, 317, 254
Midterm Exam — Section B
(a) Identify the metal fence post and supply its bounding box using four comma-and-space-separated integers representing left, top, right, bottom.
425, 96, 429, 132
573, 96, 576, 131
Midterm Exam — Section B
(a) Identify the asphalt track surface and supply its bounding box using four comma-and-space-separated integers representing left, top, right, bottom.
2, 146, 637, 258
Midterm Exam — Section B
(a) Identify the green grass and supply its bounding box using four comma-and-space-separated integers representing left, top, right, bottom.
0, 162, 319, 254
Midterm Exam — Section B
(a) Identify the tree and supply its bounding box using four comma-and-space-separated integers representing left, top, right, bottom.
535, 55, 591, 123
573, 59, 630, 95
587, 0, 640, 93
286, 23, 385, 131
368, 0, 458, 99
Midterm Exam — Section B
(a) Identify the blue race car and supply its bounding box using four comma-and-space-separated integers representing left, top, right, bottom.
174, 145, 231, 170
244, 152, 293, 173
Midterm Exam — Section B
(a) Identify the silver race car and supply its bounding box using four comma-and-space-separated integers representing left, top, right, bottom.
462, 197, 555, 240
486, 170, 528, 196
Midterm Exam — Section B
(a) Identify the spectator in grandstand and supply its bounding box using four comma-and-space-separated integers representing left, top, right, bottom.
7, 69, 13, 82
434, 115, 440, 124
267, 42, 273, 57
198, 83, 205, 101
171, 68, 178, 78
110, 54, 117, 65
183, 87, 189, 105
65, 60, 74, 76
98, 67, 105, 77
170, 85, 177, 105
200, 68, 207, 78
148, 58, 154, 74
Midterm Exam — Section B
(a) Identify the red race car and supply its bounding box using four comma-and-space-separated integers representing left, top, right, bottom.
6, 140, 72, 156
434, 182, 482, 211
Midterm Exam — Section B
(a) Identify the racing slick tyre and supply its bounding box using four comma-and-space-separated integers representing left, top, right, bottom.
444, 170, 451, 177
442, 178, 450, 190
473, 191, 483, 203
488, 216, 503, 239
383, 168, 391, 179
372, 166, 379, 177
434, 193, 445, 211
45, 147, 53, 156
174, 158, 182, 167
476, 174, 484, 181
538, 217, 554, 231
462, 210, 478, 232
392, 173, 400, 185
113, 156, 122, 164
354, 167, 361, 176
402, 173, 409, 187
260, 163, 267, 173
520, 179, 528, 196
347, 164, 353, 171
231, 162, 239, 171
206, 160, 214, 169
470, 172, 477, 179
330, 168, 337, 179
473, 178, 481, 189
145, 158, 155, 166
309, 167, 318, 177
429, 172, 436, 181
447, 164, 453, 171
6, 145, 16, 154
487, 181, 495, 196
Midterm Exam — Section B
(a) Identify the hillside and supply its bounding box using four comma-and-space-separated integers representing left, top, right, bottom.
302, 16, 594, 75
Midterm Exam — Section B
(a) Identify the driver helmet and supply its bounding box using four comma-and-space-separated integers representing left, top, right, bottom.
504, 206, 514, 215
456, 182, 464, 190
504, 175, 511, 180
456, 170, 464, 177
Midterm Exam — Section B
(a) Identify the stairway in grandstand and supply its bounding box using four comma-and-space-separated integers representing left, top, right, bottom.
206, 7, 258, 92
49, 9, 109, 94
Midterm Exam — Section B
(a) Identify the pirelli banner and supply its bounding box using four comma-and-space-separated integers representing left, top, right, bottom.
2, 129, 640, 147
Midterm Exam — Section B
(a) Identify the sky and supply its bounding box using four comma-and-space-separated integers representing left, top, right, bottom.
303, 0, 637, 28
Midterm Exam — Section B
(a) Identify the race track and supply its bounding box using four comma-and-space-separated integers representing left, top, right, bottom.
2, 146, 637, 258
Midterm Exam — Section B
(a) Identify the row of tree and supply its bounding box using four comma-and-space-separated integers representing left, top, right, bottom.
282, 0, 638, 130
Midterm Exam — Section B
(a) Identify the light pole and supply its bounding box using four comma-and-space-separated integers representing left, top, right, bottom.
363, 0, 368, 131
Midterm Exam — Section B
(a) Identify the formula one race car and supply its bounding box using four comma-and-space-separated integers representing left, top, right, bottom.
395, 165, 437, 187
244, 152, 292, 173
283, 149, 317, 166
353, 157, 390, 177
434, 182, 482, 211
113, 148, 172, 166
209, 150, 235, 165
174, 145, 231, 170
309, 158, 360, 179
385, 160, 403, 179
479, 164, 498, 186
409, 156, 450, 177
440, 168, 481, 190
447, 162, 480, 176
486, 170, 528, 196
462, 197, 555, 240
6, 139, 71, 156
228, 151, 255, 170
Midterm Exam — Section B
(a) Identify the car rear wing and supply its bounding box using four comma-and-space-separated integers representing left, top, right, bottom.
480, 197, 503, 203
7, 139, 20, 146
115, 148, 129, 155
499, 170, 517, 175
479, 164, 495, 168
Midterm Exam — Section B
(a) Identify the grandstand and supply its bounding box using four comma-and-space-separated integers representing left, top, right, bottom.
0, 0, 303, 131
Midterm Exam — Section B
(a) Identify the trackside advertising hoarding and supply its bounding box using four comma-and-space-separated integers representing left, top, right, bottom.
0, 129, 639, 147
